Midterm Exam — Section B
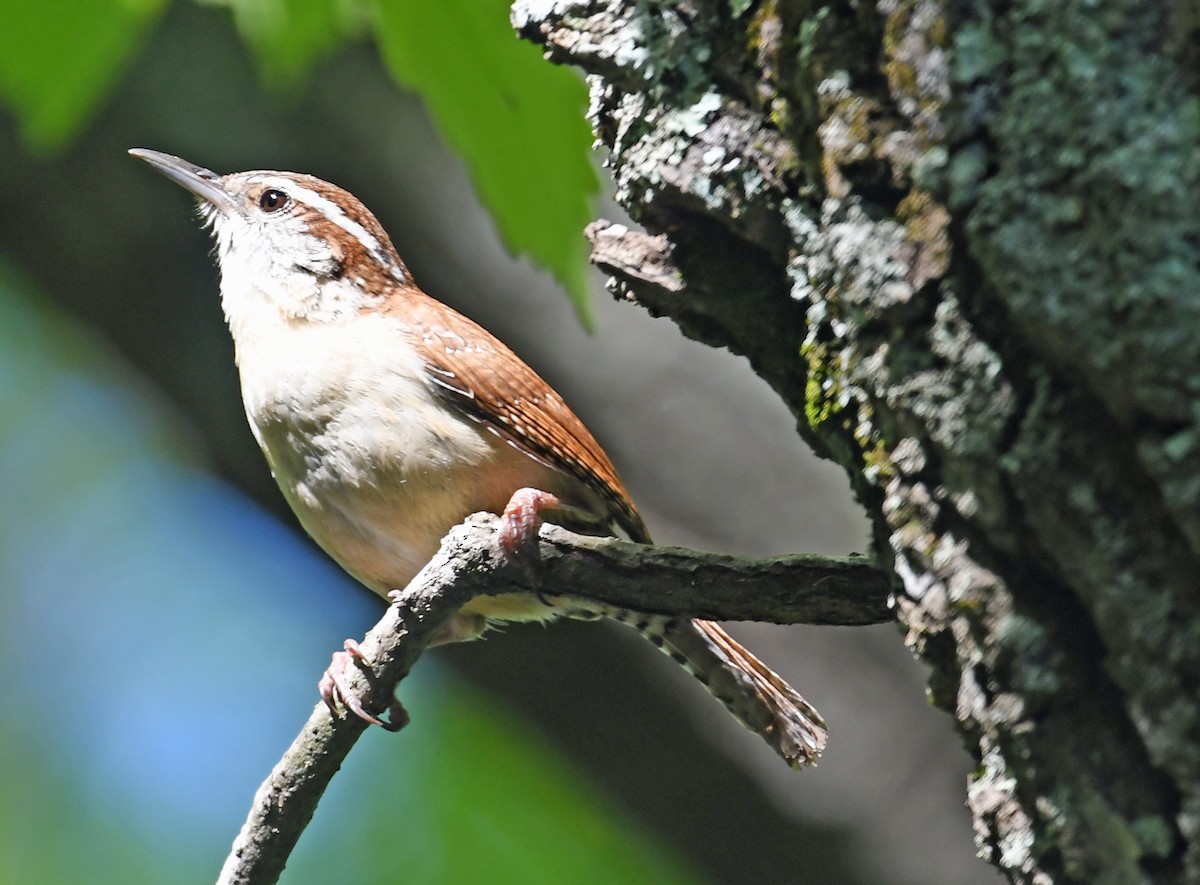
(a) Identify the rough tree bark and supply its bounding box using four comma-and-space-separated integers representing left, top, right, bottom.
514, 1, 1200, 882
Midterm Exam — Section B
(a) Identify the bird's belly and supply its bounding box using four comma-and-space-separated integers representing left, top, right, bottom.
238, 330, 559, 602
285, 447, 565, 623
263, 405, 556, 596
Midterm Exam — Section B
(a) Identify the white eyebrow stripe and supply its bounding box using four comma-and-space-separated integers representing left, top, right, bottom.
258, 175, 386, 262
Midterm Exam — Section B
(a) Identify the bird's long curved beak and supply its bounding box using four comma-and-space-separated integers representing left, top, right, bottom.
129, 148, 237, 216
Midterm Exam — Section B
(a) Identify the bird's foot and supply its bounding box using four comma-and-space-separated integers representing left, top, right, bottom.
317, 638, 408, 731
498, 487, 561, 558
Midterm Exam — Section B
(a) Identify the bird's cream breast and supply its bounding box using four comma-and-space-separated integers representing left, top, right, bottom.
231, 314, 558, 594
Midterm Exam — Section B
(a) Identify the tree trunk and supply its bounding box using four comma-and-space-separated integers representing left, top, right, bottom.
515, 1, 1200, 881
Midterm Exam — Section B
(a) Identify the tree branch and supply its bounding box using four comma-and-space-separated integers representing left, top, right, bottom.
215, 513, 891, 884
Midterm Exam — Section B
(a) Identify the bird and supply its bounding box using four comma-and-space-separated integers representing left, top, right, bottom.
129, 147, 827, 768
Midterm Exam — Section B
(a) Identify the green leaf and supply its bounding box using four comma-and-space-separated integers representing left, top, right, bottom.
0, 0, 165, 149
368, 0, 599, 325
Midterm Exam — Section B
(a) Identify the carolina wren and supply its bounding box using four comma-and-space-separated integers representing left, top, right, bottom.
130, 148, 827, 768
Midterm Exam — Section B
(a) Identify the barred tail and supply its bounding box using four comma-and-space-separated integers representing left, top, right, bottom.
599, 607, 827, 768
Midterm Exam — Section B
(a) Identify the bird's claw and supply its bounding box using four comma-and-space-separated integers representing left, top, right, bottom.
499, 488, 561, 559
318, 638, 407, 731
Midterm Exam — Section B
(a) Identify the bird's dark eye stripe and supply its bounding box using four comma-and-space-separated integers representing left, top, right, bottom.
259, 188, 288, 212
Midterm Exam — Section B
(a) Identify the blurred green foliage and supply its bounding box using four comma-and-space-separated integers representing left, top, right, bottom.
294, 678, 699, 884
0, 0, 597, 321
0, 0, 165, 147
214, 0, 366, 84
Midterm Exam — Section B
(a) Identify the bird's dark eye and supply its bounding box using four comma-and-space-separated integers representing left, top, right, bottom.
258, 188, 288, 212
